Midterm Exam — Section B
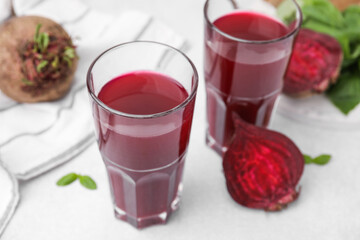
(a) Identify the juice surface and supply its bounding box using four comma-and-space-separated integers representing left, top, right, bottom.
213, 11, 288, 41
98, 70, 188, 115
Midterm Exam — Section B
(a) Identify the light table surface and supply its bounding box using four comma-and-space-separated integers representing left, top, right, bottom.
2, 0, 360, 239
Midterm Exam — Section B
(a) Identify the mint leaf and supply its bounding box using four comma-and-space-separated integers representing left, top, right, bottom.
79, 175, 97, 190
304, 154, 331, 165
303, 154, 313, 164
57, 173, 78, 186
56, 173, 97, 190
326, 72, 360, 115
312, 154, 331, 165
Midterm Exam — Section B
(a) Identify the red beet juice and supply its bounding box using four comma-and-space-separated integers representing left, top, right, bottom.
92, 70, 195, 228
204, 11, 292, 154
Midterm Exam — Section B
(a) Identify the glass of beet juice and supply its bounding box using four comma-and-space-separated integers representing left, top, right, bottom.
86, 41, 198, 229
204, 0, 302, 155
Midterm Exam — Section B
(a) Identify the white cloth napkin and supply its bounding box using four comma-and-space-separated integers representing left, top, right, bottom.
0, 0, 187, 180
0, 0, 11, 23
0, 161, 19, 237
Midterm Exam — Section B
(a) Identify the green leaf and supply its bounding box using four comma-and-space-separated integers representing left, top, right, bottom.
343, 5, 360, 28
36, 60, 48, 73
51, 56, 59, 68
326, 72, 360, 115
57, 173, 78, 186
303, 154, 313, 164
21, 78, 34, 86
41, 33, 49, 52
351, 41, 360, 59
304, 154, 332, 165
64, 47, 75, 59
342, 45, 360, 68
62, 47, 75, 67
276, 0, 297, 25
34, 24, 42, 43
344, 5, 360, 15
63, 56, 72, 67
33, 24, 49, 53
301, 0, 344, 28
312, 154, 331, 165
79, 175, 97, 190
38, 32, 49, 53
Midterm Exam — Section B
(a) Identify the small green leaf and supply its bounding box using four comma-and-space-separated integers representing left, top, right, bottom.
34, 24, 42, 43
51, 56, 59, 68
79, 175, 97, 190
303, 154, 332, 165
64, 47, 75, 59
33, 24, 49, 53
40, 32, 49, 52
312, 154, 331, 165
36, 60, 48, 72
63, 56, 73, 67
21, 78, 34, 86
303, 154, 313, 164
57, 173, 78, 186
62, 47, 75, 67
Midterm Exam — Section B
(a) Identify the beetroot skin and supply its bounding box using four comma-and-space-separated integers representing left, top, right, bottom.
223, 114, 304, 211
283, 28, 343, 97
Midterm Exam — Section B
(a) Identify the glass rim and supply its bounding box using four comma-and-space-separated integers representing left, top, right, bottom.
203, 0, 303, 44
86, 41, 199, 119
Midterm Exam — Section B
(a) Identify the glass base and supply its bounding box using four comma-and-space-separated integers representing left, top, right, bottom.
113, 185, 182, 229
205, 130, 227, 157
114, 207, 168, 229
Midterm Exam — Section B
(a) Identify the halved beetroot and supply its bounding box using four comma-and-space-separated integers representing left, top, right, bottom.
283, 28, 343, 97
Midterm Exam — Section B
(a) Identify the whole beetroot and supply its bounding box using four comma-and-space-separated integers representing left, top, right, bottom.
0, 16, 78, 103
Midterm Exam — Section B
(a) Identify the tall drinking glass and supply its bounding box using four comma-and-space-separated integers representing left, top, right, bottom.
87, 41, 198, 229
204, 0, 302, 155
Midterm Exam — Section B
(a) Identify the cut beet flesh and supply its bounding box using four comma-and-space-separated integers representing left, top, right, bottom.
283, 28, 343, 97
223, 114, 304, 211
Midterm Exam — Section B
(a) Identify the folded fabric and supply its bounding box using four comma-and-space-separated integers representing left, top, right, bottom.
0, 161, 19, 237
0, 0, 187, 180
0, 0, 11, 23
